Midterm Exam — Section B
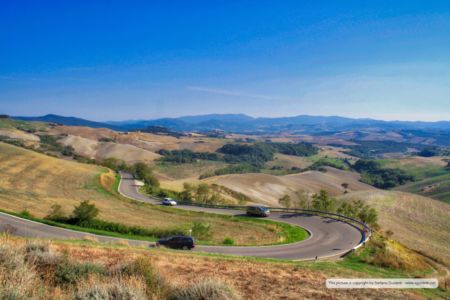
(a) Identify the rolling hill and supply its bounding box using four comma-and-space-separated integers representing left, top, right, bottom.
0, 142, 284, 245
59, 135, 162, 164
339, 191, 450, 267
204, 167, 376, 206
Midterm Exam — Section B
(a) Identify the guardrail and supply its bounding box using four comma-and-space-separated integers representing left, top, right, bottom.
166, 199, 372, 244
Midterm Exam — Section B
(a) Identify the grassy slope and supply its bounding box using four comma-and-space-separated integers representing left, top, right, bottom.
6, 235, 447, 300
0, 142, 303, 245
396, 172, 450, 204
339, 190, 450, 267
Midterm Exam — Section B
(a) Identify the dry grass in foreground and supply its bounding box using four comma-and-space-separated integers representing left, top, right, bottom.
0, 235, 443, 300
0, 142, 284, 245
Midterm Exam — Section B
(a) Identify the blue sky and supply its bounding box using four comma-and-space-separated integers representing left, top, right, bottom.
1, 1, 450, 121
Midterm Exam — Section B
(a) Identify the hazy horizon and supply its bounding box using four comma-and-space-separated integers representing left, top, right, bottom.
8, 111, 450, 123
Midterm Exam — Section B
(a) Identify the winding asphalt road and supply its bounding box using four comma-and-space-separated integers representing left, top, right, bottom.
0, 172, 364, 261
119, 172, 364, 260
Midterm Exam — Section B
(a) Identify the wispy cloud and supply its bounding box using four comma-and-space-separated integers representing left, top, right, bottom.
187, 86, 283, 100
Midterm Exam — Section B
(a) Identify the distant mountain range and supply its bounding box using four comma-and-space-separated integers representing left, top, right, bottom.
13, 113, 450, 133
109, 114, 450, 133
10, 113, 450, 146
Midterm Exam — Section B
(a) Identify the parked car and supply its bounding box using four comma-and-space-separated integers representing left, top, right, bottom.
161, 197, 177, 206
156, 236, 195, 250
246, 205, 270, 217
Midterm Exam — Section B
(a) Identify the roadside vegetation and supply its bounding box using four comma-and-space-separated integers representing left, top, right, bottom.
277, 190, 378, 227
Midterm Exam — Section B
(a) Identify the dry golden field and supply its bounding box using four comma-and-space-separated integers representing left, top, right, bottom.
59, 135, 162, 163
0, 142, 286, 245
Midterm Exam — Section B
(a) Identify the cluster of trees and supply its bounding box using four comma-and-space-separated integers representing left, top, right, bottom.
156, 142, 318, 178
418, 146, 443, 157
277, 190, 378, 226
308, 157, 351, 171
336, 199, 378, 226
343, 141, 413, 158
268, 142, 318, 157
157, 149, 221, 163
353, 160, 414, 189
45, 201, 99, 225
38, 134, 75, 157
139, 126, 185, 138
180, 183, 224, 205
158, 142, 317, 167
218, 143, 275, 165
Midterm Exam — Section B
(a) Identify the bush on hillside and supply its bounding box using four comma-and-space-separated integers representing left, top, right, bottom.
71, 200, 99, 224
191, 222, 211, 240
169, 278, 241, 300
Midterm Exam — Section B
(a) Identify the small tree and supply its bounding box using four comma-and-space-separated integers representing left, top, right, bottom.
132, 162, 160, 187
191, 222, 211, 240
195, 183, 211, 203
180, 183, 195, 201
72, 201, 99, 224
312, 190, 335, 212
295, 190, 310, 209
278, 195, 291, 208
337, 202, 356, 218
61, 145, 75, 156
358, 207, 378, 226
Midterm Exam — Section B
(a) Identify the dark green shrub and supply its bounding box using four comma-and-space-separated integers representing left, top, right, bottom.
222, 237, 235, 245
191, 222, 211, 240
71, 201, 99, 224
19, 209, 33, 218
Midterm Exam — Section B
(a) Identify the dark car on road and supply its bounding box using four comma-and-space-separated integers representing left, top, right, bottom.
246, 205, 270, 217
156, 236, 195, 250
